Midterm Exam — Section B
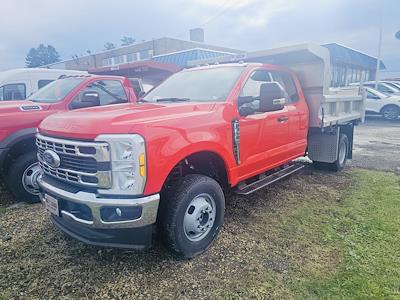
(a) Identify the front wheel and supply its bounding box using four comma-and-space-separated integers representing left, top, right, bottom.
158, 174, 225, 258
6, 152, 41, 203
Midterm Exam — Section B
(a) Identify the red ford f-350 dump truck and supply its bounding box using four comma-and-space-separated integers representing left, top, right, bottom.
36, 44, 365, 258
0, 75, 141, 203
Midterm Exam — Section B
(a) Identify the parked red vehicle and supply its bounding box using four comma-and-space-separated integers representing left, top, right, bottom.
36, 45, 365, 258
0, 75, 141, 202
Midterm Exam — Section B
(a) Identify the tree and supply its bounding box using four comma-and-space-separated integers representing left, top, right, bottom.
25, 44, 61, 68
121, 36, 135, 46
103, 42, 116, 50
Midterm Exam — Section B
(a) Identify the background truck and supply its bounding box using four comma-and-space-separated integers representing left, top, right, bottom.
0, 68, 88, 101
36, 44, 365, 258
0, 74, 142, 203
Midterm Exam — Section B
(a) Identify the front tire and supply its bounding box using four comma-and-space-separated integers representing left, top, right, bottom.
381, 105, 400, 121
159, 174, 225, 258
6, 152, 41, 203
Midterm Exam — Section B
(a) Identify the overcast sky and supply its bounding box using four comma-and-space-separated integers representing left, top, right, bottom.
0, 0, 399, 75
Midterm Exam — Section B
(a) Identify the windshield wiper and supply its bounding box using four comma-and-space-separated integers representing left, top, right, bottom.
156, 97, 190, 102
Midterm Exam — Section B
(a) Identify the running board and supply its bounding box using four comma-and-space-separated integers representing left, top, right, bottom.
235, 163, 305, 195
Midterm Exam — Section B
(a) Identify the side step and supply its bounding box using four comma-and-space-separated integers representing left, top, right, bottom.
235, 163, 305, 195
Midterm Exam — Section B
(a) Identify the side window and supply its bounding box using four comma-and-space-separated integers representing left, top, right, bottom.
38, 80, 54, 89
71, 80, 128, 108
240, 70, 271, 98
367, 91, 379, 100
270, 71, 299, 103
377, 84, 393, 94
2, 84, 26, 100
238, 70, 271, 116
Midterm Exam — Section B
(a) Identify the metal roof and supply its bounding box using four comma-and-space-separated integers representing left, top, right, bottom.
322, 43, 386, 70
152, 48, 235, 67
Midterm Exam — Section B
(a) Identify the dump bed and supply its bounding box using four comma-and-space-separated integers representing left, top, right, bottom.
247, 44, 365, 128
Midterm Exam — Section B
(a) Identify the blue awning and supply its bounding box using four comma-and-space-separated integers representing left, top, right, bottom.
153, 48, 234, 67
322, 43, 386, 70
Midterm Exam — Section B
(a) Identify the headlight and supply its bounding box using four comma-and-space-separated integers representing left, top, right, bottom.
95, 134, 146, 195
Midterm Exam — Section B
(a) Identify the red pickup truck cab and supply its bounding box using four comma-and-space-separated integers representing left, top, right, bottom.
0, 75, 139, 203
37, 61, 363, 258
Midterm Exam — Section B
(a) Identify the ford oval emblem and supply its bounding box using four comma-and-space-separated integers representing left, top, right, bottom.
43, 150, 61, 168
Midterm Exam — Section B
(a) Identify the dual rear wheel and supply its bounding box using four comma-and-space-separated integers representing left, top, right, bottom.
313, 133, 349, 172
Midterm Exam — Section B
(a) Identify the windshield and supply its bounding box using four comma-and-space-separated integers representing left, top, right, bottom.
384, 82, 400, 91
28, 78, 84, 103
367, 88, 389, 98
143, 66, 244, 103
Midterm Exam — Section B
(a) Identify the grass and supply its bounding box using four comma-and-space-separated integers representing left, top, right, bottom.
293, 169, 400, 299
0, 168, 399, 299
227, 169, 400, 299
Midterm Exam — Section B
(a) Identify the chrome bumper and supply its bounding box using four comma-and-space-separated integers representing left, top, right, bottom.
38, 176, 159, 229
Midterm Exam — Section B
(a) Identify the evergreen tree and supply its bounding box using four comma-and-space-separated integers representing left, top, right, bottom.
25, 44, 60, 67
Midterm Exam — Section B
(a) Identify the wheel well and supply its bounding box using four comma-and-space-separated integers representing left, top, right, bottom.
380, 104, 400, 114
163, 151, 229, 192
3, 136, 37, 175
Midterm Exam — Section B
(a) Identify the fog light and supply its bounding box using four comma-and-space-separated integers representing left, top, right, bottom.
100, 206, 142, 222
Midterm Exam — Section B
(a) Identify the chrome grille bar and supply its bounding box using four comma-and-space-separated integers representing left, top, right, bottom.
36, 134, 112, 188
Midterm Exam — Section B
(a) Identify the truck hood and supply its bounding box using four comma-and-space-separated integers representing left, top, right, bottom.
39, 102, 218, 140
0, 100, 52, 114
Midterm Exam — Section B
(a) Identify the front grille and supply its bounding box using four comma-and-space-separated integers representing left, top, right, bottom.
36, 134, 111, 188
38, 148, 98, 173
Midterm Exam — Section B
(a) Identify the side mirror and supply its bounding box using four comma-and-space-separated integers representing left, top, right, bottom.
71, 91, 100, 109
259, 82, 287, 112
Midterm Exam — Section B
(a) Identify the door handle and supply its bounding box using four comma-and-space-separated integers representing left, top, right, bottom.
277, 116, 289, 123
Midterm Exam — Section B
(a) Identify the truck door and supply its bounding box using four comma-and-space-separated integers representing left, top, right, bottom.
270, 71, 308, 158
236, 69, 290, 180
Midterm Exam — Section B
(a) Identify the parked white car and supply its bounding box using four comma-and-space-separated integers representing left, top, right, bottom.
380, 80, 400, 90
365, 87, 400, 120
0, 68, 88, 101
350, 81, 400, 96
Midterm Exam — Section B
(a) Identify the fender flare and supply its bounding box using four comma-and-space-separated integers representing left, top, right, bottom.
0, 127, 37, 172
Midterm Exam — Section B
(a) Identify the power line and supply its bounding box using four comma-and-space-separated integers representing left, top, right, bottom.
200, 0, 243, 27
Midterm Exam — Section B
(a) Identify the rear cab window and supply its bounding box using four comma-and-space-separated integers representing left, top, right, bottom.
270, 71, 299, 103
38, 80, 54, 89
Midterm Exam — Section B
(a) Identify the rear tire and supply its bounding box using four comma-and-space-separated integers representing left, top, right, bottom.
313, 133, 349, 172
158, 174, 225, 258
6, 152, 41, 203
381, 105, 400, 121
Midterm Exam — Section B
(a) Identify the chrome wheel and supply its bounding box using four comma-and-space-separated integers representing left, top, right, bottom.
22, 162, 41, 195
183, 193, 216, 242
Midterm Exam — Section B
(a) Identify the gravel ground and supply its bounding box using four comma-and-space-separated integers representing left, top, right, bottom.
350, 116, 400, 173
0, 117, 398, 299
0, 168, 353, 299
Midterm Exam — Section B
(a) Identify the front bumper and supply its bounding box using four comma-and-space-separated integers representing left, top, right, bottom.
38, 175, 160, 249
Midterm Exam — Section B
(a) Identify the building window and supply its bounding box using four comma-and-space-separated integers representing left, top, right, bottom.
114, 55, 125, 65
102, 57, 113, 66
138, 49, 153, 60
127, 53, 138, 62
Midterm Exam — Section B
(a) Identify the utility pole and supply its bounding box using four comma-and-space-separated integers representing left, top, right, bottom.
375, 0, 384, 89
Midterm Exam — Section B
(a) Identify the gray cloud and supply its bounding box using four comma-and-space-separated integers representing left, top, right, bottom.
0, 0, 399, 74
